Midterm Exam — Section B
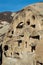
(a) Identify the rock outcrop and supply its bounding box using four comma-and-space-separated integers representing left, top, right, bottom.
0, 2, 43, 65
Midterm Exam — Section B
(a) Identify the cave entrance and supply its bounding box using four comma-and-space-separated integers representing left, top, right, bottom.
31, 45, 36, 52
37, 61, 43, 65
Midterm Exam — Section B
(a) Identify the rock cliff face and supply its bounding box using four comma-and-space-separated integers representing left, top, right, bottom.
0, 2, 43, 65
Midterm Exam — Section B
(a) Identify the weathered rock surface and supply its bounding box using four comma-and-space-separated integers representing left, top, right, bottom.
0, 2, 43, 65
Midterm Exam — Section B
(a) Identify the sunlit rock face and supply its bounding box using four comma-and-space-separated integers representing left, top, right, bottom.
0, 2, 43, 65
0, 12, 13, 40
0, 12, 15, 45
